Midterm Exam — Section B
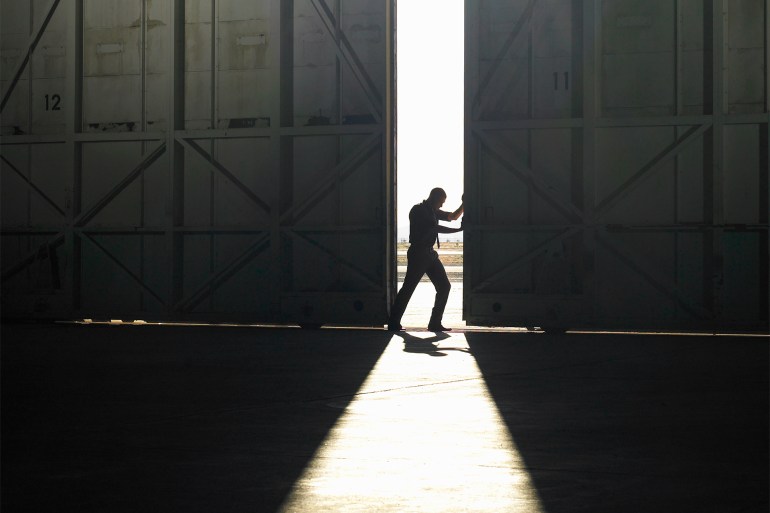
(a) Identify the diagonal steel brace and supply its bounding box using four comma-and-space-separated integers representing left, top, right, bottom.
309, 0, 383, 122
287, 228, 381, 289
79, 231, 166, 306
594, 124, 711, 219
1, 232, 65, 282
471, 0, 538, 114
177, 138, 272, 216
475, 128, 585, 223
596, 232, 711, 319
1, 0, 63, 112
280, 131, 381, 225
1, 154, 66, 217
74, 142, 167, 227
175, 233, 271, 313
473, 226, 582, 292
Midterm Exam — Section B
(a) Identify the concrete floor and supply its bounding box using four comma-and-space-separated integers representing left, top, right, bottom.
1, 324, 768, 512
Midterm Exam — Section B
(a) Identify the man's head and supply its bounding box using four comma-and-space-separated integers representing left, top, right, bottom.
427, 188, 447, 210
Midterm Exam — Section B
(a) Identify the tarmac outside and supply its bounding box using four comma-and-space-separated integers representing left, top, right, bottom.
397, 242, 464, 329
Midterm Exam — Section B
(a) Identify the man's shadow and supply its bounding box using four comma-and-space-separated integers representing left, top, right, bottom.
392, 331, 469, 357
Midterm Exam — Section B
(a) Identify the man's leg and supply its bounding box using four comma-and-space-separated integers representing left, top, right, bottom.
425, 256, 451, 329
388, 258, 426, 328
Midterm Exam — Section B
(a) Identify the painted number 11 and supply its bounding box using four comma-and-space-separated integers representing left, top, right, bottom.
45, 94, 61, 111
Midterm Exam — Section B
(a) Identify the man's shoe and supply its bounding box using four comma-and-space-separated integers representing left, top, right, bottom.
428, 324, 452, 332
387, 323, 403, 331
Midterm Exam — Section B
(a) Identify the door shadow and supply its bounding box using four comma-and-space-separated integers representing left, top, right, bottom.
1, 323, 391, 513
464, 331, 769, 513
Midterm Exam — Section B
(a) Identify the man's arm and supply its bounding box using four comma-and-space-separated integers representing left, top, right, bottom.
437, 203, 464, 222
437, 225, 462, 234
447, 202, 464, 221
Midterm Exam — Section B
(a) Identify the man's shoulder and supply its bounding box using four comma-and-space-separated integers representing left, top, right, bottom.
410, 202, 429, 215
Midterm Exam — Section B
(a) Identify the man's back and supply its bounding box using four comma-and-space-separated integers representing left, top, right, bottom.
409, 201, 450, 247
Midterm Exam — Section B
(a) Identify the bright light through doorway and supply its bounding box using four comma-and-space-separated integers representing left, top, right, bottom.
396, 0, 465, 329
278, 334, 544, 513
397, 0, 465, 237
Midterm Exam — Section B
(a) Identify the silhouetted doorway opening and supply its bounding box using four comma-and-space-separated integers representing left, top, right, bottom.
396, 0, 464, 329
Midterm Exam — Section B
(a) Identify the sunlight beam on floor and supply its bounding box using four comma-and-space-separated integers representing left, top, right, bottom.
278, 334, 543, 513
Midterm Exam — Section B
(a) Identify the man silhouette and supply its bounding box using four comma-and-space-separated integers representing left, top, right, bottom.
388, 188, 463, 332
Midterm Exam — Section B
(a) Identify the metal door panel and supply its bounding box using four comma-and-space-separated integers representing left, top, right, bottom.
81, 142, 144, 227
723, 124, 760, 224
30, 5, 67, 136
206, 234, 273, 313
601, 1, 674, 52
1, 233, 68, 317
677, 232, 706, 305
219, 0, 270, 20
1, 0, 395, 324
602, 53, 675, 116
182, 16, 213, 130
594, 232, 679, 325
29, 144, 69, 225
727, 0, 765, 113
0, 83, 29, 134
1, 146, 33, 226
182, 234, 215, 305
80, 234, 145, 313
530, 129, 575, 222
217, 70, 273, 126
466, 0, 768, 331
478, 136, 532, 222
183, 144, 214, 225
722, 232, 762, 322
681, 51, 706, 115
595, 127, 679, 225
208, 244, 274, 314
676, 137, 706, 223
213, 138, 273, 226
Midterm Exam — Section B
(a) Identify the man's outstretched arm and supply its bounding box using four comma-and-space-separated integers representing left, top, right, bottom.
447, 202, 464, 221
437, 225, 462, 234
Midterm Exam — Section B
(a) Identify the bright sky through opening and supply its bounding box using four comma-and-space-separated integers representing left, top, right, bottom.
397, 0, 464, 238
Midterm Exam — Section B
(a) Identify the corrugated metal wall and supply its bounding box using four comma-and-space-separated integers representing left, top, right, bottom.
1, 0, 396, 325
465, 0, 769, 331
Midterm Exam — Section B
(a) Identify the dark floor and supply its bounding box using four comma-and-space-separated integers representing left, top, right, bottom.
1, 323, 768, 512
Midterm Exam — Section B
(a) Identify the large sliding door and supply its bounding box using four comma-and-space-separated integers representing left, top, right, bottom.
464, 0, 769, 331
1, 0, 396, 326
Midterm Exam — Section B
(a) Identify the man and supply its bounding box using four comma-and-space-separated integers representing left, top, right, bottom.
388, 188, 463, 332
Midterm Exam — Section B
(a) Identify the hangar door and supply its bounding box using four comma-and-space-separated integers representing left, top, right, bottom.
465, 0, 769, 331
1, 0, 396, 325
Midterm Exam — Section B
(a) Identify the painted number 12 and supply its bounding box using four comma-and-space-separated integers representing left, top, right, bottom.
45, 94, 61, 111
